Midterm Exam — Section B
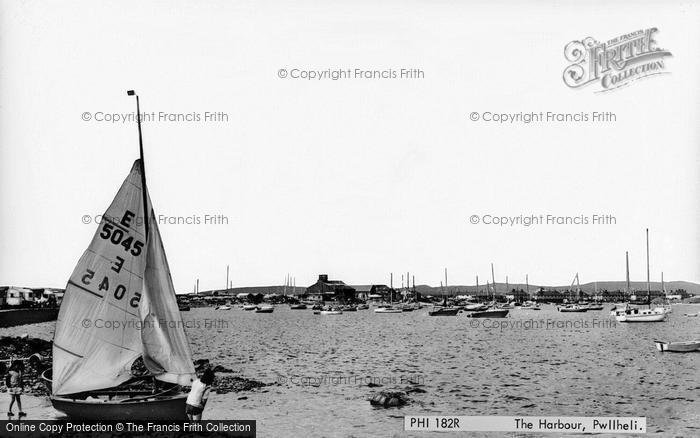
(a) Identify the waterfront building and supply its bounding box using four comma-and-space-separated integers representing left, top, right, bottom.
351, 284, 391, 301
306, 274, 357, 302
532, 288, 565, 303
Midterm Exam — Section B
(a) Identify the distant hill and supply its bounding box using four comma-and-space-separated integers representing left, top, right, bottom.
184, 281, 700, 296
413, 281, 700, 296
182, 285, 301, 296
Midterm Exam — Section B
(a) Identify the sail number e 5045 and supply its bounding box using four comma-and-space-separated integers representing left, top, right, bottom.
98, 210, 144, 256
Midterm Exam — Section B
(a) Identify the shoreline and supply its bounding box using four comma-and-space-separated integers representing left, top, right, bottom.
0, 336, 270, 398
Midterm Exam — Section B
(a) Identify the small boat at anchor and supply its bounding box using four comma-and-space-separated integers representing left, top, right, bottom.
654, 340, 700, 352
519, 301, 540, 311
255, 305, 274, 313
374, 306, 402, 314
463, 303, 489, 311
428, 307, 460, 316
428, 268, 459, 316
242, 304, 257, 311
466, 264, 509, 318
558, 304, 588, 313
615, 230, 667, 323
614, 306, 666, 322
319, 307, 343, 315
289, 303, 307, 310
584, 303, 604, 311
216, 305, 231, 310
468, 308, 510, 318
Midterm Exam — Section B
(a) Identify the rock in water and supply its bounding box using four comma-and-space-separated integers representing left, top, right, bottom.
369, 391, 408, 407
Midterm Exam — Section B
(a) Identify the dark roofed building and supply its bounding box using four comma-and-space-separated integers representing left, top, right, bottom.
351, 284, 391, 301
506, 289, 531, 303
306, 274, 357, 303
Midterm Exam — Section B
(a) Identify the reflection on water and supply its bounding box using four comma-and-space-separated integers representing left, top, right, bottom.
2, 305, 699, 437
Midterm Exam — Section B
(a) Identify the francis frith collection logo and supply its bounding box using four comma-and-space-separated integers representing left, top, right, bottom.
563, 28, 672, 92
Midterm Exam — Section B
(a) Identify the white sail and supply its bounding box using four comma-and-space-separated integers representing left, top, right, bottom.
52, 161, 148, 395
139, 207, 195, 385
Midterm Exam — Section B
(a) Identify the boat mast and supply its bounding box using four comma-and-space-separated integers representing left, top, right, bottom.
127, 90, 149, 238
576, 273, 581, 301
646, 228, 651, 306
226, 265, 229, 293
661, 271, 664, 295
444, 268, 448, 294
491, 263, 496, 302
625, 251, 630, 297
526, 274, 529, 298
444, 268, 448, 306
390, 273, 393, 304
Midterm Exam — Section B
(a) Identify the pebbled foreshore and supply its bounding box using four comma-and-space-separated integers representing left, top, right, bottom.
0, 336, 269, 397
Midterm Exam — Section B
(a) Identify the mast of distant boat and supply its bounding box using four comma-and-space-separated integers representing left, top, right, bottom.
625, 251, 630, 299
491, 263, 496, 304
576, 273, 581, 302
526, 274, 529, 299
390, 273, 393, 306
646, 228, 651, 308
661, 271, 664, 296
443, 268, 449, 307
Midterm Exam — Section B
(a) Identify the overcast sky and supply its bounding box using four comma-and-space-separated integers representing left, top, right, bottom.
1, 1, 699, 292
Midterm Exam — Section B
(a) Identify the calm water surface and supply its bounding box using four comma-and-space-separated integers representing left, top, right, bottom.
2, 304, 699, 437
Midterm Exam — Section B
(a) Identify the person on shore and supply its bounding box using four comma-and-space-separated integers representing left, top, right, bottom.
186, 368, 215, 422
5, 360, 25, 418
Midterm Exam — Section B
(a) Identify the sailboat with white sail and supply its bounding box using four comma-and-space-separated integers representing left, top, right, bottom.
42, 91, 195, 419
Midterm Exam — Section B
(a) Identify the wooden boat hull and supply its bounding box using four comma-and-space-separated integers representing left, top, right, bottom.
320, 311, 343, 315
655, 340, 700, 352
50, 394, 188, 420
468, 309, 509, 318
374, 309, 402, 313
289, 304, 307, 309
255, 308, 274, 313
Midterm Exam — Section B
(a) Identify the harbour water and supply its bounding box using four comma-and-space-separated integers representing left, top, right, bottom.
2, 304, 699, 437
